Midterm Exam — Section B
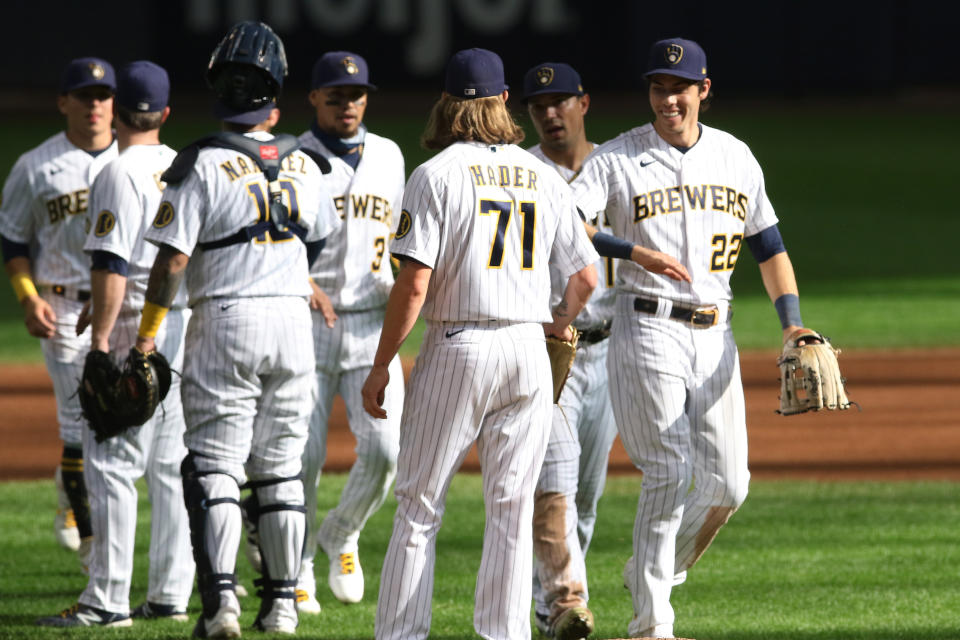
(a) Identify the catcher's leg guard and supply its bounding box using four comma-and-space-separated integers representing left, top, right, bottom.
61, 446, 93, 539
245, 475, 306, 633
245, 475, 306, 581
181, 452, 242, 622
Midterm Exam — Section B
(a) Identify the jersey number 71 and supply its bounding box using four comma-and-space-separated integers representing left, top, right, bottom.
479, 199, 535, 270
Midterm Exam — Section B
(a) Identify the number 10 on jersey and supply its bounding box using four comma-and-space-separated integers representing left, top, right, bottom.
479, 198, 535, 270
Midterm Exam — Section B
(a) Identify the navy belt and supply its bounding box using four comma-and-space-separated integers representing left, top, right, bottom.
578, 321, 612, 345
633, 297, 725, 327
50, 285, 90, 302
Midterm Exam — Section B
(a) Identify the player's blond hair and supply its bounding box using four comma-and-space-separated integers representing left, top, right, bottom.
421, 93, 525, 150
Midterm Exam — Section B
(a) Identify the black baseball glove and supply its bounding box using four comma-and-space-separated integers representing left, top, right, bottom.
78, 348, 172, 442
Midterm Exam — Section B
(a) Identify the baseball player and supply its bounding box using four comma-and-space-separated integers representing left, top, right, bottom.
133, 22, 340, 637
572, 37, 809, 638
38, 61, 195, 628
361, 48, 599, 640
294, 50, 405, 610
521, 62, 618, 640
0, 57, 118, 568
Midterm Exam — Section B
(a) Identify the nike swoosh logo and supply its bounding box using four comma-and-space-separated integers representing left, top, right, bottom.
49, 167, 64, 176
445, 328, 465, 338
220, 302, 238, 311
640, 159, 655, 167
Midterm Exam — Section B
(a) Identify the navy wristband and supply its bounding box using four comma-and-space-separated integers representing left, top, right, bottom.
774, 293, 803, 329
592, 231, 634, 260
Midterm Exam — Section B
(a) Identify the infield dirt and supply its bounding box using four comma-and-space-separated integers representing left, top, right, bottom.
2, 349, 958, 481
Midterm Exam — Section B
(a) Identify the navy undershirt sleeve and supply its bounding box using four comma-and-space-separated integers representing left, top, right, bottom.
305, 238, 326, 266
1, 235, 30, 262
591, 231, 634, 260
90, 250, 129, 276
745, 224, 786, 263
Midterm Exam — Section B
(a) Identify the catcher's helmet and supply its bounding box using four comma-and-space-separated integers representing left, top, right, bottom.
206, 21, 288, 114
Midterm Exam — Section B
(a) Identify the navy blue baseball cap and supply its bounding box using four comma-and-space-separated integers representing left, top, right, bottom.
444, 48, 507, 99
312, 51, 376, 90
116, 61, 169, 112
644, 38, 708, 81
60, 57, 116, 94
521, 62, 584, 102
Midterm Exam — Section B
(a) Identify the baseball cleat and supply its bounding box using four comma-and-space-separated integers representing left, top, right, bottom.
328, 550, 364, 603
295, 588, 322, 615
294, 566, 322, 614
552, 606, 594, 640
192, 604, 241, 639
54, 467, 81, 551
131, 601, 189, 622
253, 598, 298, 634
37, 603, 132, 628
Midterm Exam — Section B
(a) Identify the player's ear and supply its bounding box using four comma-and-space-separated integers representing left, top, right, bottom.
160, 106, 171, 125
580, 93, 590, 116
501, 89, 509, 103
308, 89, 323, 108
699, 78, 711, 99
267, 108, 281, 127
56, 94, 68, 115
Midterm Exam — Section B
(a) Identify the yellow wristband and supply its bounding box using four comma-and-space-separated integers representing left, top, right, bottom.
138, 301, 170, 339
10, 272, 38, 302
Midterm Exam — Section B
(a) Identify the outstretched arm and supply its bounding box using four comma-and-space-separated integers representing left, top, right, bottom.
583, 222, 691, 283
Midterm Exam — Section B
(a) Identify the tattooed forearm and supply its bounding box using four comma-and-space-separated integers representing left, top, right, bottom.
145, 245, 189, 308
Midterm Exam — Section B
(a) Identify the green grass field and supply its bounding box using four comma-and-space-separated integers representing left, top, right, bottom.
1, 476, 958, 639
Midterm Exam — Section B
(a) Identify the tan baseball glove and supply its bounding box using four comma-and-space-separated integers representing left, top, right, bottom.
545, 327, 579, 404
777, 328, 852, 415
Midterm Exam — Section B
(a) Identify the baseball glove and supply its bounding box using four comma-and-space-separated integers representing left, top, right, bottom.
78, 348, 172, 442
546, 327, 579, 404
777, 328, 852, 415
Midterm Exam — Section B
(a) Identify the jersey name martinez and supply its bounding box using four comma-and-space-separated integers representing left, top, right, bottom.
217, 153, 311, 181
467, 163, 540, 191
633, 184, 748, 222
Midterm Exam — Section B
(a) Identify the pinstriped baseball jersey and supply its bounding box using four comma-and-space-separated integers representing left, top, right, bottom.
298, 129, 404, 311
573, 123, 778, 305
143, 131, 340, 304
0, 132, 118, 287
392, 141, 598, 322
84, 144, 187, 311
528, 142, 615, 331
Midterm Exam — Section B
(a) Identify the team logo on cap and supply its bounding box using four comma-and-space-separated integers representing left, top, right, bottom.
536, 67, 554, 86
396, 209, 413, 239
89, 62, 105, 80
342, 57, 359, 75
664, 44, 684, 65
